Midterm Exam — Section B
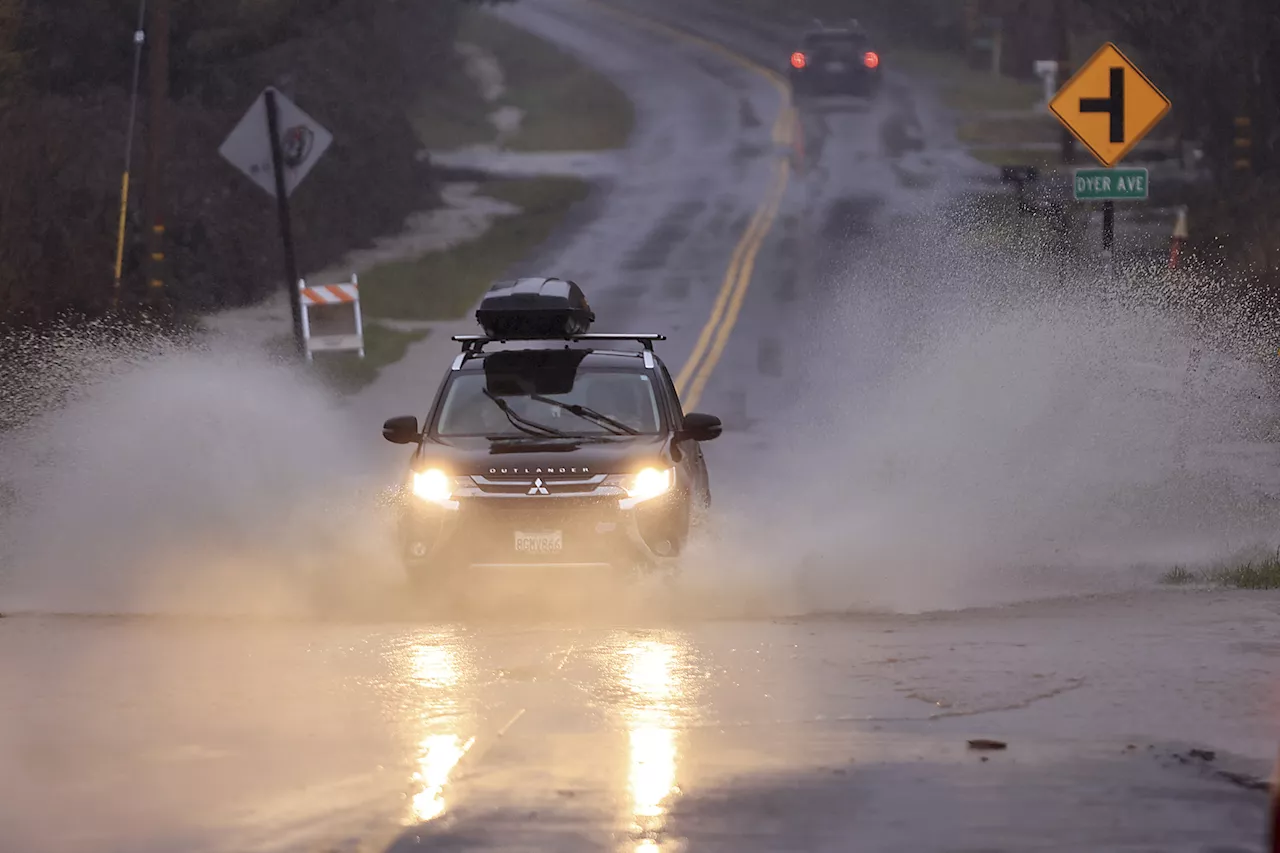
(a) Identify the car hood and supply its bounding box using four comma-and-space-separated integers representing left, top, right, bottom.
418, 434, 671, 476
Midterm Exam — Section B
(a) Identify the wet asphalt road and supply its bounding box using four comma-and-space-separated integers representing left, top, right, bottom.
3, 592, 1277, 852
4, 0, 1280, 850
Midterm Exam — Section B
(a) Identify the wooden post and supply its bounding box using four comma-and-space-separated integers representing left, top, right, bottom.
143, 0, 171, 310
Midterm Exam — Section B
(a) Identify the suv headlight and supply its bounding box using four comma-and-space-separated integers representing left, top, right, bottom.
620, 467, 673, 503
411, 468, 453, 503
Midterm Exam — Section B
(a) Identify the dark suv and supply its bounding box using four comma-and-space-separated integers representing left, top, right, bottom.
382, 277, 722, 589
788, 23, 882, 98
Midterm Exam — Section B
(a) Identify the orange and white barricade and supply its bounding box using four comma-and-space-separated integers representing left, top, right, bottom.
299, 273, 364, 361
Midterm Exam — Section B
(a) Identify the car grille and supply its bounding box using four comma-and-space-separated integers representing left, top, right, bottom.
465, 473, 617, 497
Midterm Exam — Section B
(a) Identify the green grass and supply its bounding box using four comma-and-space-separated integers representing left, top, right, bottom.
958, 115, 1177, 149
266, 176, 593, 393
1162, 565, 1197, 585
358, 176, 591, 322
270, 323, 429, 394
968, 147, 1061, 170
892, 48, 1042, 113
311, 323, 429, 394
1160, 551, 1280, 590
412, 9, 635, 152
958, 115, 1061, 146
411, 66, 497, 152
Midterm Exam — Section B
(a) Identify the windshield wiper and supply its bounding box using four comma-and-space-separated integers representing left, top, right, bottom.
481, 389, 570, 437
527, 393, 640, 435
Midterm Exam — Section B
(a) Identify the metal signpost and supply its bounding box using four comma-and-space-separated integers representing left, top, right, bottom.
1048, 42, 1171, 276
218, 87, 333, 356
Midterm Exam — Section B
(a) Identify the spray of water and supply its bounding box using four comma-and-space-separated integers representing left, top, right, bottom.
674, 190, 1280, 617
4, 185, 1278, 624
0, 322, 404, 618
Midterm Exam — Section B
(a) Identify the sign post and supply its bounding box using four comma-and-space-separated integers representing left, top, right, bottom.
219, 87, 333, 357
1048, 42, 1171, 278
264, 90, 304, 356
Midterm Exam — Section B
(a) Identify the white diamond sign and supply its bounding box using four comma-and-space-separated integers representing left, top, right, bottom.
218, 87, 333, 198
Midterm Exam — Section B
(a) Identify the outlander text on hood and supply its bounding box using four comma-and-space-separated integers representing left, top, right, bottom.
382, 277, 722, 588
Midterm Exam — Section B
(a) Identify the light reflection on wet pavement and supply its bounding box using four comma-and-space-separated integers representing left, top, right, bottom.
1, 589, 1276, 852
4, 0, 1280, 848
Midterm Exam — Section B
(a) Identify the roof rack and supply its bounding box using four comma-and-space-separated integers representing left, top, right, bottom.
452, 333, 667, 356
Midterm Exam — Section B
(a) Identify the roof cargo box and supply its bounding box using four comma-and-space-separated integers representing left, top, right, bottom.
474, 277, 595, 339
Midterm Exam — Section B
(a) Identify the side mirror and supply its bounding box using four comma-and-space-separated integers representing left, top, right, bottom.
382, 415, 421, 445
679, 412, 722, 443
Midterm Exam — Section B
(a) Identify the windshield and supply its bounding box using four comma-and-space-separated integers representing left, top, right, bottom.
435, 368, 663, 437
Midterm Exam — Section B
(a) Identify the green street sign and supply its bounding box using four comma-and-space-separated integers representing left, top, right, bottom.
1073, 167, 1149, 201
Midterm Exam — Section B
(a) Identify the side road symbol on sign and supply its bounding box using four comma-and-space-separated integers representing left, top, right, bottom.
1049, 42, 1171, 168
1080, 67, 1124, 143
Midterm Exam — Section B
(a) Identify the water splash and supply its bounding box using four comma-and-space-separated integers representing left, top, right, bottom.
0, 322, 403, 617
677, 187, 1280, 616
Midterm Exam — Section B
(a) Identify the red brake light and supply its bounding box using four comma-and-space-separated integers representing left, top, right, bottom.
790, 52, 806, 69
863, 51, 880, 69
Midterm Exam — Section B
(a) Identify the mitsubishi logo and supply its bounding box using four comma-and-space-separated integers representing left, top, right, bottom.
528, 478, 550, 496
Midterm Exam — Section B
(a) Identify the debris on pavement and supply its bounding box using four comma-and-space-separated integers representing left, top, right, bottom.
1217, 770, 1271, 792
967, 739, 1008, 751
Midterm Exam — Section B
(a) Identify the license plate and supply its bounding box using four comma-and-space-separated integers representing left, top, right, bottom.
825, 61, 845, 72
514, 530, 563, 553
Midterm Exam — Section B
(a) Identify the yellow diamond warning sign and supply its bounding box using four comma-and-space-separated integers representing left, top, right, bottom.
1048, 42, 1171, 168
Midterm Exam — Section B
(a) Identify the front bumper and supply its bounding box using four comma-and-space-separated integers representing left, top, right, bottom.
396, 477, 688, 574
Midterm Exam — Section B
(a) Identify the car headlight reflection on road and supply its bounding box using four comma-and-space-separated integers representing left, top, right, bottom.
623, 467, 673, 502
412, 468, 452, 503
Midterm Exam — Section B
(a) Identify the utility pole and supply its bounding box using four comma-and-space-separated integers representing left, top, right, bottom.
112, 0, 148, 309
143, 0, 171, 312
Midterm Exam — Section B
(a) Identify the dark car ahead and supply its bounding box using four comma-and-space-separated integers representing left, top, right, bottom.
382, 277, 722, 591
788, 23, 882, 98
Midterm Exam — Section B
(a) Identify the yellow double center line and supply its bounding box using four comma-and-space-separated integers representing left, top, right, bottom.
676, 150, 791, 410
583, 0, 798, 412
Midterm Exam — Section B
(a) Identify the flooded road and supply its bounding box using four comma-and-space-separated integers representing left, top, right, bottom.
2, 589, 1276, 851
3, 0, 1280, 850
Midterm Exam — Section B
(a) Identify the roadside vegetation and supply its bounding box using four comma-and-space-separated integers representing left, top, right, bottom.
0, 0, 514, 329
359, 177, 591, 323
318, 0, 635, 392
1162, 552, 1280, 590
292, 174, 592, 394
0, 0, 632, 397
269, 323, 428, 395
413, 7, 635, 152
705, 0, 1280, 313
298, 1, 635, 393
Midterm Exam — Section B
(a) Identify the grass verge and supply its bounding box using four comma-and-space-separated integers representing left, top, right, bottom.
412, 8, 635, 152
359, 176, 592, 322
1161, 551, 1280, 590
957, 115, 1062, 146
274, 323, 429, 395
967, 146, 1061, 170
892, 48, 1042, 113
